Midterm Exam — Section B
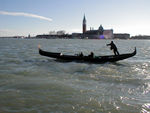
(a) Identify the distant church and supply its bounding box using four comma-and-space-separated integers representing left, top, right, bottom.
82, 15, 114, 39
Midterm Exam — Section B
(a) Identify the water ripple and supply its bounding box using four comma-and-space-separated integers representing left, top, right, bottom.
0, 39, 150, 112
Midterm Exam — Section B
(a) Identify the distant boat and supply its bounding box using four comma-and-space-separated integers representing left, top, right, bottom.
38, 46, 136, 64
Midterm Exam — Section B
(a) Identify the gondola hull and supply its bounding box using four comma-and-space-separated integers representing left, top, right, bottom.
39, 48, 136, 63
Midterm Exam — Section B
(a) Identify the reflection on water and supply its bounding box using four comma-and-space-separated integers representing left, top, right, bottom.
0, 39, 150, 112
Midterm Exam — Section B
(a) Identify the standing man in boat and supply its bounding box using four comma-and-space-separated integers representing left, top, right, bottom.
107, 41, 119, 55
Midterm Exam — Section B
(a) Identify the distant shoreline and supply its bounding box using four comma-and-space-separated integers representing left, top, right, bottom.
1, 36, 150, 40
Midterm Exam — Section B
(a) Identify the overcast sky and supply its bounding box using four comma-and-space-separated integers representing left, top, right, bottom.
0, 0, 150, 36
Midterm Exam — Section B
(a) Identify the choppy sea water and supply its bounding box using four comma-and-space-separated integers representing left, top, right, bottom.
0, 38, 150, 113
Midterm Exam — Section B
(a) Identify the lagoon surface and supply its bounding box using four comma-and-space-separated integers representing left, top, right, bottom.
0, 38, 150, 113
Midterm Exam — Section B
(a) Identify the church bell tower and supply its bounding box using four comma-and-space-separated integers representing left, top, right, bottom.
83, 14, 86, 34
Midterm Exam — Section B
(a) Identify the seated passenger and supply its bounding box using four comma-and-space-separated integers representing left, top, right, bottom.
79, 52, 83, 57
88, 52, 94, 58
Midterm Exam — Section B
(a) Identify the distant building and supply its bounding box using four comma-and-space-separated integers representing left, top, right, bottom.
82, 15, 114, 39
83, 14, 87, 34
103, 29, 114, 39
56, 30, 66, 35
131, 35, 150, 39
28, 34, 30, 38
114, 33, 130, 39
72, 33, 82, 38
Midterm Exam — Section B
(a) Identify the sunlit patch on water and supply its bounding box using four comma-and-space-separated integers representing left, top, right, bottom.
141, 103, 150, 113
141, 83, 150, 95
132, 62, 150, 78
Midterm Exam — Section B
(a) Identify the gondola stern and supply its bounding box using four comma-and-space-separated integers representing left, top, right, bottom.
38, 44, 41, 49
133, 47, 137, 55
38, 45, 44, 56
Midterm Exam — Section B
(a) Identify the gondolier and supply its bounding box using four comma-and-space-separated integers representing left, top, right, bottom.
107, 41, 119, 55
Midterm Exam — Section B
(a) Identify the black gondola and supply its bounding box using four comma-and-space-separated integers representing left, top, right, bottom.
39, 47, 136, 63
